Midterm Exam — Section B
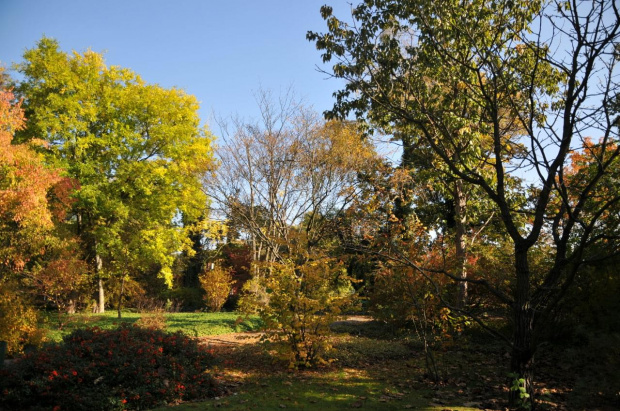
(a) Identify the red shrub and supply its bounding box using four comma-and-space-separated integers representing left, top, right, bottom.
0, 324, 222, 410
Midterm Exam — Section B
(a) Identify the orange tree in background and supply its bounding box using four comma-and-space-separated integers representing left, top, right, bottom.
0, 70, 60, 354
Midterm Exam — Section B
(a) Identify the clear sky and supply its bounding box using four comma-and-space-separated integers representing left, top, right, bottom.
0, 0, 352, 131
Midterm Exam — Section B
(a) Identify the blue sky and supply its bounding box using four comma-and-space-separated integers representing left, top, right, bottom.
0, 0, 352, 130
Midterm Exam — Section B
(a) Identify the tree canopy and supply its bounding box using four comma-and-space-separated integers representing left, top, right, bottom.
308, 0, 620, 405
16, 38, 216, 312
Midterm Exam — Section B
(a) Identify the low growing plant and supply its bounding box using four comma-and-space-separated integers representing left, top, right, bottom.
508, 372, 532, 410
0, 280, 47, 357
134, 309, 167, 330
0, 324, 221, 410
252, 258, 355, 368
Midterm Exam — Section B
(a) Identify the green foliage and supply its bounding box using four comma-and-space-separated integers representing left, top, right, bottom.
199, 265, 233, 312
310, 2, 619, 407
163, 287, 205, 312
508, 373, 531, 410
246, 259, 354, 368
0, 325, 221, 410
567, 264, 620, 333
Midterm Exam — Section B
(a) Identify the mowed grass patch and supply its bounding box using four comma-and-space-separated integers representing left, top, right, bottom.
155, 368, 485, 411
155, 353, 487, 411
155, 328, 501, 411
43, 311, 262, 342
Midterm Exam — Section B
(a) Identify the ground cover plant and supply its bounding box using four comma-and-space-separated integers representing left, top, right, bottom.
0, 324, 221, 410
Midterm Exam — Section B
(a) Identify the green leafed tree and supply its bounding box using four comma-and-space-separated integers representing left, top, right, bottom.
15, 38, 216, 314
309, 0, 620, 406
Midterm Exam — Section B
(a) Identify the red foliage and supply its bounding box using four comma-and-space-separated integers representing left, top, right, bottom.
220, 243, 252, 294
0, 325, 222, 410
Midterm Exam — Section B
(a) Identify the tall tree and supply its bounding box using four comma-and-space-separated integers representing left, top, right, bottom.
208, 89, 378, 266
309, 0, 620, 406
0, 68, 64, 353
0, 69, 59, 277
16, 38, 215, 313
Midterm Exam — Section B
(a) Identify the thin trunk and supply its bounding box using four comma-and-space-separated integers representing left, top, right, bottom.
510, 247, 536, 409
454, 180, 468, 308
96, 253, 105, 313
66, 299, 76, 314
117, 276, 125, 319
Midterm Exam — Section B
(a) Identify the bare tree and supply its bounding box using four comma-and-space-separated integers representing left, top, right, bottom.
206, 89, 377, 267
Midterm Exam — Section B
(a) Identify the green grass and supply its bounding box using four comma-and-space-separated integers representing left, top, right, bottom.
43, 311, 262, 342
151, 323, 496, 411
154, 370, 482, 411
36, 313, 607, 410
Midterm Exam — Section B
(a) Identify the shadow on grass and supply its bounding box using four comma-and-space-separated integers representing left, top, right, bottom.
157, 327, 486, 411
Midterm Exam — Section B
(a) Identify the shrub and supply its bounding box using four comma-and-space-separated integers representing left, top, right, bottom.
134, 309, 167, 330
369, 265, 464, 382
0, 280, 47, 357
26, 240, 91, 318
163, 287, 204, 312
254, 258, 354, 368
0, 324, 221, 410
199, 265, 233, 312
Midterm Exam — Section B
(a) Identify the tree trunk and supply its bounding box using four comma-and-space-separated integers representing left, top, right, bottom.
117, 276, 125, 319
96, 253, 105, 313
66, 299, 76, 314
97, 278, 105, 313
454, 180, 468, 308
510, 247, 535, 409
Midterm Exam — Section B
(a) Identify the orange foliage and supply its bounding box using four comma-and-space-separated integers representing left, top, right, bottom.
49, 177, 80, 221
563, 137, 618, 188
0, 83, 60, 272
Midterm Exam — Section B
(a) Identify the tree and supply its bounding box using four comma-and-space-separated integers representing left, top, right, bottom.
208, 89, 378, 267
16, 38, 215, 314
208, 90, 378, 365
394, 126, 506, 308
0, 69, 60, 276
309, 0, 620, 406
0, 69, 60, 354
199, 264, 233, 312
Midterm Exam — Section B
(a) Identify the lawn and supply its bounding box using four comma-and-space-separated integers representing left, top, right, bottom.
31, 312, 619, 410
43, 311, 263, 342
151, 322, 491, 411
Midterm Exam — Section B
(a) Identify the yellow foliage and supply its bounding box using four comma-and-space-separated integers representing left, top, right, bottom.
135, 310, 167, 330
253, 258, 354, 368
0, 280, 47, 356
199, 264, 233, 312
